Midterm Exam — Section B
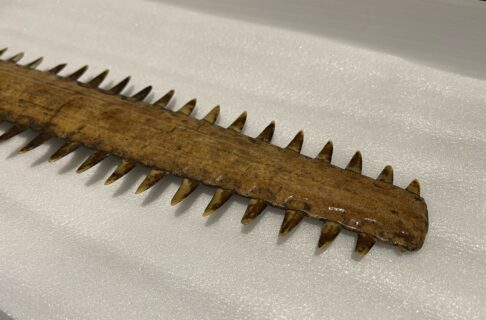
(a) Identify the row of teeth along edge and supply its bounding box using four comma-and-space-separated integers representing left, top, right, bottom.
0, 48, 421, 257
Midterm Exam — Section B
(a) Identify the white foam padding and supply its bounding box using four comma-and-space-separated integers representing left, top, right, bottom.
0, 1, 485, 319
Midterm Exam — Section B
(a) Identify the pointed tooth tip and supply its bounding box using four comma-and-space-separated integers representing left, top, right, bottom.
104, 177, 116, 185
171, 179, 199, 205
26, 57, 43, 68
317, 241, 332, 250
346, 150, 362, 172
355, 247, 371, 257
76, 165, 89, 174
154, 90, 175, 108
278, 225, 292, 237
228, 111, 248, 131
377, 165, 394, 183
76, 168, 86, 174
49, 63, 68, 74
9, 52, 24, 62
202, 208, 214, 217
317, 140, 333, 162
241, 218, 253, 225
203, 189, 232, 217
170, 197, 182, 206
135, 183, 150, 194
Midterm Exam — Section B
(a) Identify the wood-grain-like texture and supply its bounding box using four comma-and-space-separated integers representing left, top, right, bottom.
0, 56, 428, 254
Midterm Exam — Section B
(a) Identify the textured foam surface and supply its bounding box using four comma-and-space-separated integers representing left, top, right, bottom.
0, 0, 485, 319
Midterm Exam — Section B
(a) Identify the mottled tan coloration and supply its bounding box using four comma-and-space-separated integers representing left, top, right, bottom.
105, 159, 136, 185
135, 169, 166, 194
0, 57, 428, 252
204, 188, 233, 216
279, 210, 305, 237
241, 199, 267, 225
318, 221, 341, 249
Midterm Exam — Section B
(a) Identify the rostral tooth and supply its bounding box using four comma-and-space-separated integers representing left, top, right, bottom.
203, 188, 233, 217
0, 124, 25, 142
279, 210, 305, 237
286, 130, 304, 153
318, 221, 341, 250
49, 142, 80, 162
177, 99, 197, 115
135, 169, 166, 194
316, 140, 333, 163
228, 111, 247, 132
86, 69, 109, 88
8, 52, 24, 63
108, 76, 131, 94
129, 86, 152, 101
153, 90, 175, 109
18, 132, 51, 153
345, 151, 362, 174
377, 165, 394, 184
67, 65, 88, 80
49, 63, 67, 74
25, 57, 43, 69
77, 150, 109, 173
105, 159, 137, 185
